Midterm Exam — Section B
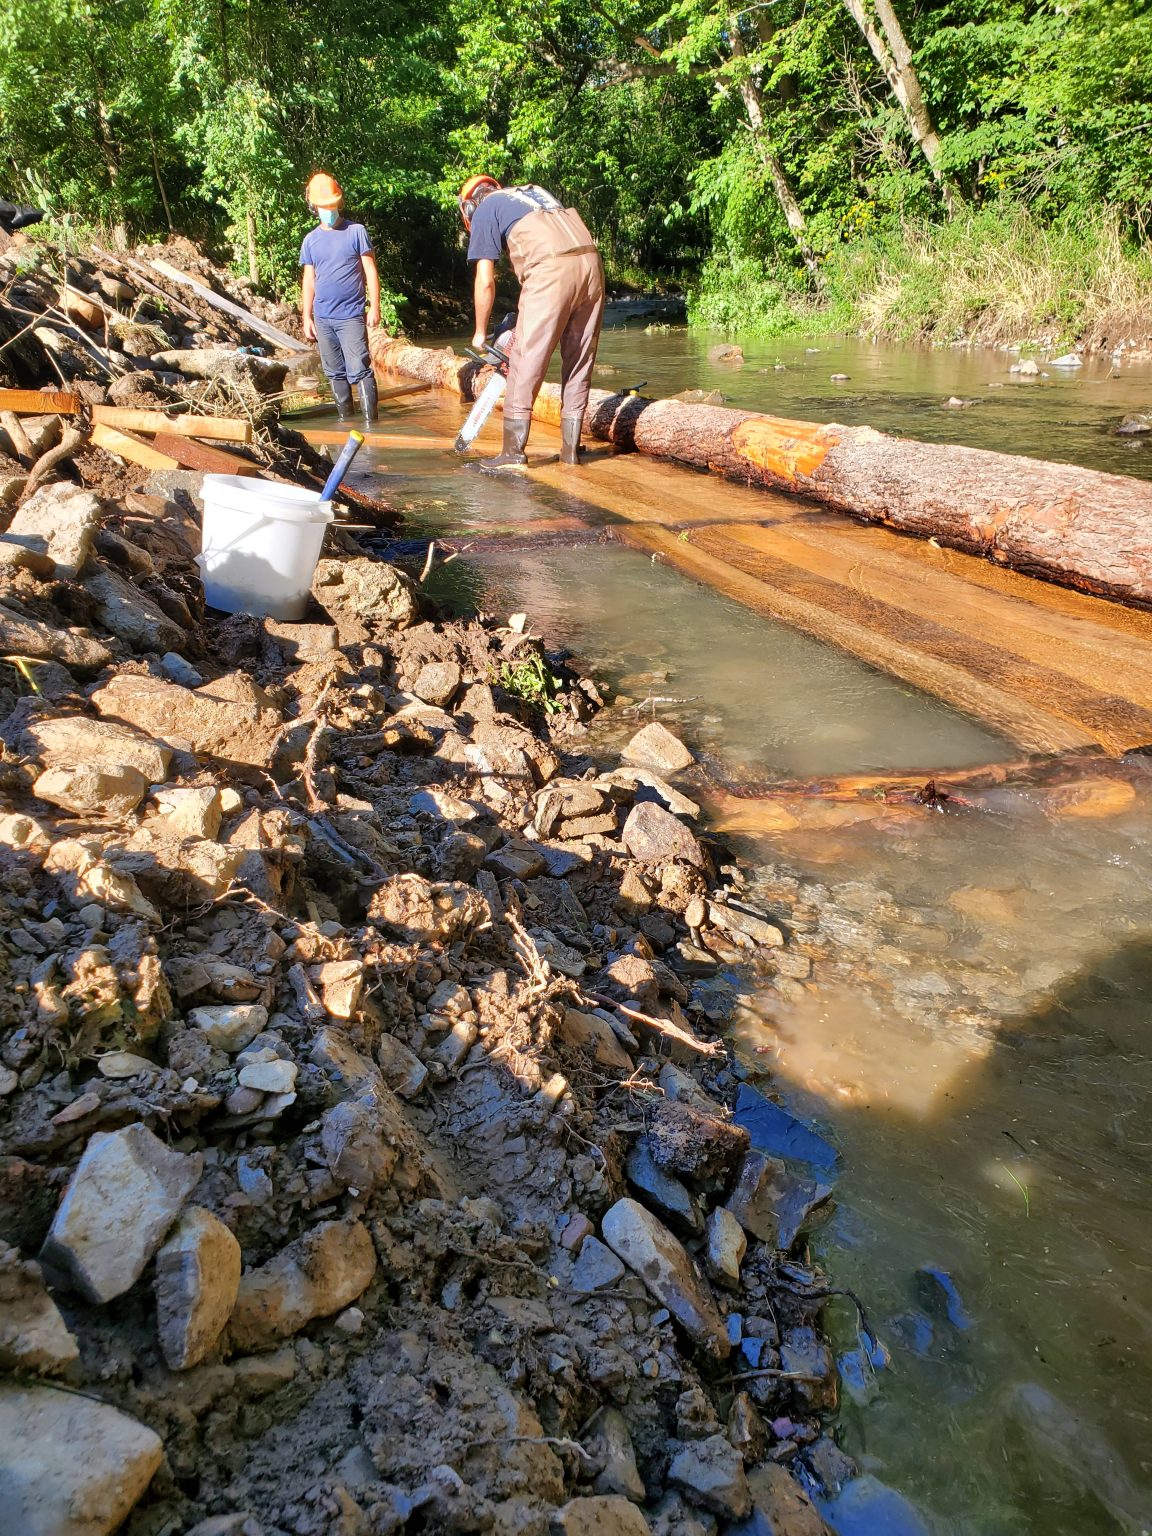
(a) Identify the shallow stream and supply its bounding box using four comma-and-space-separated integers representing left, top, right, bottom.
343, 326, 1152, 1534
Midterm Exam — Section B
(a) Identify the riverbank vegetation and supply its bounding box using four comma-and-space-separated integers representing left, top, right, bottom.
3, 0, 1151, 345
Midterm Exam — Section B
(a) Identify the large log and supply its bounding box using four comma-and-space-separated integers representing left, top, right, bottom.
371, 335, 1152, 609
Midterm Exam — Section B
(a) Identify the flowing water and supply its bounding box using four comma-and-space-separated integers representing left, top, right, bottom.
343, 325, 1152, 1534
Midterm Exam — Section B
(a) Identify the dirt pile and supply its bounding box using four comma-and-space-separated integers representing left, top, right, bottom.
0, 454, 866, 1533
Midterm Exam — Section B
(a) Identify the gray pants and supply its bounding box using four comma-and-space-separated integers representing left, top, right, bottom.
315, 315, 372, 385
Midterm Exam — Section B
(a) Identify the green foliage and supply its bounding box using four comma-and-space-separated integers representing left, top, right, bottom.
496, 653, 564, 714
1, 0, 1150, 344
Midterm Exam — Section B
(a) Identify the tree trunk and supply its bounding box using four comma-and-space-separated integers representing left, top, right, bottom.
839, 0, 956, 208
245, 210, 259, 285
727, 12, 820, 279
372, 336, 1152, 610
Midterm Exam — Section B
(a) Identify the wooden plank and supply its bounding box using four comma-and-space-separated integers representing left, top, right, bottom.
149, 259, 310, 352
295, 427, 456, 450
619, 524, 1095, 756
151, 433, 261, 476
91, 406, 253, 444
90, 421, 181, 471
685, 524, 1152, 755
721, 518, 1152, 711
0, 387, 80, 415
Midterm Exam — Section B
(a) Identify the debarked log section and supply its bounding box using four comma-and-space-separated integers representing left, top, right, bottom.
371, 335, 1152, 610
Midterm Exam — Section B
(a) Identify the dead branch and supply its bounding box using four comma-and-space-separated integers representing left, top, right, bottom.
580, 990, 723, 1057
19, 419, 90, 503
0, 410, 34, 466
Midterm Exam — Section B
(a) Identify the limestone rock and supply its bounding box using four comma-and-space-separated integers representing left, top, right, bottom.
708, 901, 783, 949
552, 1496, 652, 1536
26, 714, 171, 782
228, 1217, 377, 1351
4, 484, 102, 580
154, 786, 223, 840
559, 1008, 634, 1071
622, 802, 707, 868
376, 1033, 429, 1098
570, 1236, 626, 1293
0, 1241, 79, 1374
413, 659, 462, 707
600, 1198, 729, 1358
368, 873, 489, 944
0, 601, 113, 671
704, 1206, 746, 1288
33, 762, 149, 819
321, 1096, 398, 1193
44, 840, 160, 921
314, 555, 419, 634
725, 1151, 834, 1250
90, 671, 282, 766
41, 1122, 203, 1302
155, 1206, 242, 1369
189, 1003, 268, 1052
79, 563, 185, 652
238, 1057, 297, 1094
622, 722, 694, 776
668, 1434, 751, 1519
591, 1409, 646, 1503
625, 1139, 702, 1235
264, 619, 339, 659
733, 1464, 834, 1536
0, 1382, 163, 1536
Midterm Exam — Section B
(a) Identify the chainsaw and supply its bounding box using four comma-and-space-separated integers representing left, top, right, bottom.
454, 312, 517, 453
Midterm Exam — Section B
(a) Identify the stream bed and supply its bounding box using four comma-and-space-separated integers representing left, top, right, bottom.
344, 327, 1152, 1534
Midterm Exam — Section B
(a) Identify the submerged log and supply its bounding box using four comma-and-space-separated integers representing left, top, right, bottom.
371, 336, 1152, 610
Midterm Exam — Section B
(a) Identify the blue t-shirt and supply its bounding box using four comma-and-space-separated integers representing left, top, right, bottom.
467, 186, 562, 263
300, 221, 373, 319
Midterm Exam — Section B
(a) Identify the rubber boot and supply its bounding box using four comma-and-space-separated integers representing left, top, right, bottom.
360, 374, 379, 426
331, 378, 355, 419
479, 413, 531, 471
560, 414, 583, 466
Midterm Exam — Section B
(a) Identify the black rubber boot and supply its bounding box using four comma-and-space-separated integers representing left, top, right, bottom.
360, 374, 379, 426
560, 414, 583, 465
479, 414, 531, 471
0, 201, 45, 234
331, 378, 355, 419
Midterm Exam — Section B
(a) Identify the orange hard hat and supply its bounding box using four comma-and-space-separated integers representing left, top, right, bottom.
458, 174, 501, 227
306, 172, 344, 209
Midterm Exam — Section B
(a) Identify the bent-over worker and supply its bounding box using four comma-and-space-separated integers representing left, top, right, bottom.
299, 172, 380, 426
458, 177, 605, 469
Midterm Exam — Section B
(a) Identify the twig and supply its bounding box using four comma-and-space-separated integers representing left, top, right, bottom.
463, 1435, 590, 1459
724, 1368, 821, 1383
0, 410, 34, 466
580, 990, 723, 1058
419, 539, 437, 584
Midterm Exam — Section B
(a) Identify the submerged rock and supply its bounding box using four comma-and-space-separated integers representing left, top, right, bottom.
818, 1474, 930, 1536
732, 1085, 838, 1170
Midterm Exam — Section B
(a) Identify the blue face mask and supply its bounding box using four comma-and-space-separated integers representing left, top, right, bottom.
318, 207, 340, 228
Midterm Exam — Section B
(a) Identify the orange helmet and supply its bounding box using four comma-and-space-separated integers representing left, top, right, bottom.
305, 172, 344, 210
458, 174, 501, 228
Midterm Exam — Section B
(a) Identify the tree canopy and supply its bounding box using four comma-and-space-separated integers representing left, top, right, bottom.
3, 0, 1150, 333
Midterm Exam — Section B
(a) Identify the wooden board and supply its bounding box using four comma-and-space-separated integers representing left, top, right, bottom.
295, 427, 456, 450
0, 387, 80, 415
90, 422, 181, 471
151, 433, 261, 476
91, 407, 253, 444
149, 259, 310, 352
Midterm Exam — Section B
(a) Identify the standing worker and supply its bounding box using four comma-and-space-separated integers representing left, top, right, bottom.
300, 173, 381, 426
458, 177, 605, 469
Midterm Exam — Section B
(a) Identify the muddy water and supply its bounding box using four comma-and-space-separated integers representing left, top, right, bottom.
348, 330, 1152, 1534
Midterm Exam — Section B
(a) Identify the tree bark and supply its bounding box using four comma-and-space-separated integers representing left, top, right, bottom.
727, 12, 819, 280
839, 0, 956, 208
373, 335, 1152, 610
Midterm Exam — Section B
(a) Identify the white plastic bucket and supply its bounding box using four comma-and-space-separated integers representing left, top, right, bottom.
197, 475, 334, 621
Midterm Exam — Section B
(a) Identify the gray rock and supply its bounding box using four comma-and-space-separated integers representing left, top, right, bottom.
41, 1123, 203, 1303
313, 555, 419, 634
552, 1496, 652, 1536
560, 1008, 634, 1072
601, 1198, 729, 1358
228, 1217, 377, 1351
622, 802, 707, 868
238, 1057, 297, 1094
781, 1326, 837, 1413
413, 660, 462, 707
570, 1236, 626, 1293
707, 901, 783, 948
622, 722, 694, 776
25, 714, 171, 782
80, 563, 184, 652
704, 1206, 746, 1287
604, 767, 700, 820
33, 762, 149, 819
625, 1139, 702, 1235
730, 1464, 834, 1536
0, 1242, 78, 1374
591, 1408, 646, 1503
376, 1033, 429, 1098
155, 1205, 242, 1369
4, 483, 102, 580
0, 1382, 163, 1535
321, 1096, 398, 1192
725, 1151, 835, 1250
1117, 412, 1152, 435
189, 1003, 269, 1053
160, 651, 204, 687
668, 1434, 751, 1519
90, 671, 282, 767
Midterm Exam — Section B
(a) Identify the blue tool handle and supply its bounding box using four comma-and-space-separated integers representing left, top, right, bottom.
321, 430, 365, 500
